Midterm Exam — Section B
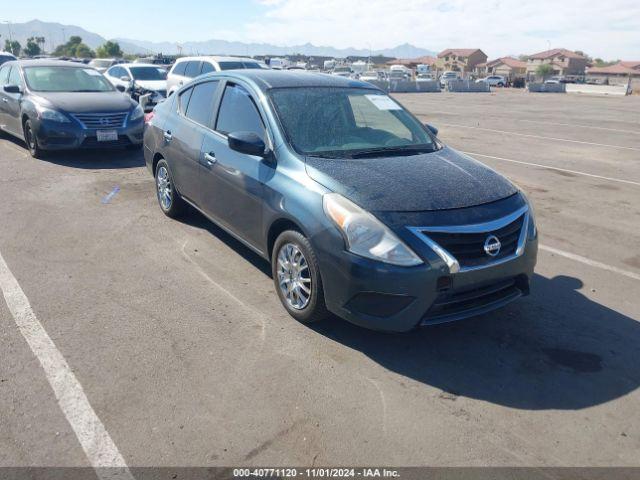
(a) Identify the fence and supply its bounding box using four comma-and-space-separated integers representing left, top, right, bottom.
527, 83, 566, 93
368, 80, 441, 93
445, 80, 491, 92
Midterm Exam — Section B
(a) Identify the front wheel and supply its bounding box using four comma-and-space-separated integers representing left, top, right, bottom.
272, 230, 329, 324
155, 159, 186, 218
24, 119, 46, 159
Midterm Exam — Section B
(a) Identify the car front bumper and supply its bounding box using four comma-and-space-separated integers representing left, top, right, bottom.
312, 195, 538, 332
34, 118, 144, 151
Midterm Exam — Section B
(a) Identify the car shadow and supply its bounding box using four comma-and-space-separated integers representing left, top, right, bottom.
170, 207, 640, 411
311, 274, 640, 410
1, 135, 144, 169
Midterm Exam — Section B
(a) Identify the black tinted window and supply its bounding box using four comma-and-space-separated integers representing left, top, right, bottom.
216, 84, 264, 139
218, 61, 263, 71
178, 87, 193, 115
184, 61, 201, 78
200, 62, 215, 74
184, 81, 219, 126
172, 61, 187, 76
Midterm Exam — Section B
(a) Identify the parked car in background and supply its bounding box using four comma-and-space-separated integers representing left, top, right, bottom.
416, 73, 435, 82
359, 71, 380, 82
544, 76, 562, 84
331, 66, 353, 78
166, 56, 266, 95
104, 63, 168, 111
0, 60, 144, 158
439, 71, 460, 88
143, 70, 537, 332
477, 75, 506, 87
0, 51, 17, 66
88, 58, 123, 73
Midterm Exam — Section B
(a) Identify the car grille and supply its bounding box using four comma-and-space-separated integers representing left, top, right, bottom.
421, 277, 527, 325
72, 112, 128, 129
410, 207, 529, 272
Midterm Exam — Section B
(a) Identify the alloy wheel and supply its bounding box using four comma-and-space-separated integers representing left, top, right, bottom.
156, 165, 172, 210
276, 243, 312, 310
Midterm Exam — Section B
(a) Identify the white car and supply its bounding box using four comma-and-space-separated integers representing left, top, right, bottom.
104, 63, 168, 110
331, 66, 353, 78
416, 73, 435, 82
166, 56, 266, 95
0, 51, 17, 66
88, 58, 122, 73
359, 71, 380, 82
477, 75, 506, 87
439, 71, 460, 88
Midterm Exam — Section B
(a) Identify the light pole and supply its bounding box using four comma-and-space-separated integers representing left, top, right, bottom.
1, 20, 13, 43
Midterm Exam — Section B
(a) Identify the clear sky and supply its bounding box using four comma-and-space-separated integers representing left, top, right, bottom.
2, 0, 639, 59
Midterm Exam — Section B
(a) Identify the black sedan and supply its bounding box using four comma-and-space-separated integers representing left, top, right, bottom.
0, 60, 144, 158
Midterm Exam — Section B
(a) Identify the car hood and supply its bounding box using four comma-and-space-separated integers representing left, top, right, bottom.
305, 146, 518, 212
34, 91, 135, 113
134, 80, 167, 92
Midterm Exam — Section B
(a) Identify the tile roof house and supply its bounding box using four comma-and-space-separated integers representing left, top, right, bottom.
525, 48, 588, 78
476, 57, 527, 78
435, 48, 488, 73
586, 61, 640, 85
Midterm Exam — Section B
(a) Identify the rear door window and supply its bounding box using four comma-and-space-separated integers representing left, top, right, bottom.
172, 61, 187, 76
184, 81, 219, 127
215, 83, 264, 140
200, 62, 215, 75
184, 61, 202, 78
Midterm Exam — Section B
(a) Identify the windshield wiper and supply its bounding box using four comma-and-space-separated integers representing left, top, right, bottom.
349, 145, 436, 159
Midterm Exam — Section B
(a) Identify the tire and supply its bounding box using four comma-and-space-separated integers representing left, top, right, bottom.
155, 159, 186, 218
497, 82, 504, 87
272, 230, 329, 324
23, 119, 46, 159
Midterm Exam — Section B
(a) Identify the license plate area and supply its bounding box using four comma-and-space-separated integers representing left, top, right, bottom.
96, 130, 118, 142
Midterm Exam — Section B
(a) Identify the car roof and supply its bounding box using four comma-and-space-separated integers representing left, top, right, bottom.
176, 56, 261, 64
199, 70, 380, 92
117, 63, 160, 68
10, 59, 92, 68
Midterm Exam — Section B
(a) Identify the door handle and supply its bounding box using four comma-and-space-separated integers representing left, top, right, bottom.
204, 152, 217, 166
1, 98, 7, 103
163, 131, 172, 142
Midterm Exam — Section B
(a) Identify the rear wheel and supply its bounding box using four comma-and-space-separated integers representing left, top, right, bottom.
272, 230, 329, 324
155, 159, 186, 218
497, 82, 504, 87
23, 119, 45, 159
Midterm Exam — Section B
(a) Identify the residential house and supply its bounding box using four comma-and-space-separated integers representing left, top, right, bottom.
386, 55, 437, 69
435, 49, 488, 74
586, 61, 640, 86
525, 48, 588, 79
476, 57, 527, 79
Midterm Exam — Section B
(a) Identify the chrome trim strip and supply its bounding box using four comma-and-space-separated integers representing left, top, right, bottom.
407, 205, 529, 274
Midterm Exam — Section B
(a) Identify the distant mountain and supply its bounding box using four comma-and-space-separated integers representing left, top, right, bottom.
1, 20, 435, 59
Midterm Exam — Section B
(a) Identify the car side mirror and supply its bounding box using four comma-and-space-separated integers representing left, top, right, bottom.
228, 131, 267, 157
116, 85, 126, 92
425, 123, 438, 136
3, 84, 21, 94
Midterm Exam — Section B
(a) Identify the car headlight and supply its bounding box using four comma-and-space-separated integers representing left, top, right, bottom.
323, 193, 423, 267
130, 104, 144, 121
36, 105, 70, 123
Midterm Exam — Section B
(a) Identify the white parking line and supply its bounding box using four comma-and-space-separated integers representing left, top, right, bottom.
442, 123, 640, 151
0, 250, 134, 480
461, 151, 640, 187
540, 245, 640, 282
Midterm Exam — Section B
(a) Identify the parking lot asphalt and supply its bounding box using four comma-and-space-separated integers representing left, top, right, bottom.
0, 90, 639, 469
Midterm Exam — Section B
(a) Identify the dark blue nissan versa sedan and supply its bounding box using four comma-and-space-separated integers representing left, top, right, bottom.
143, 70, 538, 332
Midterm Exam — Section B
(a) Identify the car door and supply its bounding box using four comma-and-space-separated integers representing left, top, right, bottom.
162, 80, 220, 204
198, 81, 268, 249
3, 66, 24, 136
0, 64, 10, 130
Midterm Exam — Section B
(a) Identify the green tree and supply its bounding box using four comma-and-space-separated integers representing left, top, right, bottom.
52, 36, 94, 58
536, 63, 554, 79
24, 37, 42, 57
96, 41, 123, 58
4, 39, 21, 56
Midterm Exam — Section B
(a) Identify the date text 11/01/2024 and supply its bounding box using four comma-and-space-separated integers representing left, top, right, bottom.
233, 468, 400, 478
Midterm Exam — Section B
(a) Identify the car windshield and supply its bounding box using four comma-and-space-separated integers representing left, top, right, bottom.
23, 66, 114, 92
129, 66, 167, 80
218, 61, 263, 70
90, 59, 113, 68
269, 87, 438, 157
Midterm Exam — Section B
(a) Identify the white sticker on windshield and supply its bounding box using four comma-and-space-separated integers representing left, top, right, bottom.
83, 69, 102, 76
365, 94, 402, 110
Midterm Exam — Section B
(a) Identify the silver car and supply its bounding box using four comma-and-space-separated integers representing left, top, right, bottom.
166, 56, 266, 96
